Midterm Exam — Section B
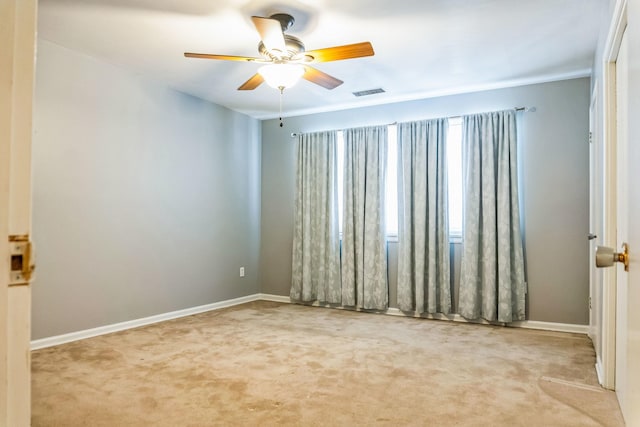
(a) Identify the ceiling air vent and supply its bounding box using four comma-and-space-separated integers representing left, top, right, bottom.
352, 88, 385, 97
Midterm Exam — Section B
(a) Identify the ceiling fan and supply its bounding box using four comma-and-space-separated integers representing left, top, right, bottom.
184, 13, 374, 91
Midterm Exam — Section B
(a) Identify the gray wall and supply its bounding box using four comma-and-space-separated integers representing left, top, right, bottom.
260, 78, 591, 325
32, 40, 262, 339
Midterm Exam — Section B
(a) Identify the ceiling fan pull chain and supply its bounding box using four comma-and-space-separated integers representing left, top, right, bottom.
279, 86, 284, 127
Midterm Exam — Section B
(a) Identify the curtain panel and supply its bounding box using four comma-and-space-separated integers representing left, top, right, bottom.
458, 110, 526, 322
342, 126, 388, 310
397, 119, 451, 314
290, 131, 342, 304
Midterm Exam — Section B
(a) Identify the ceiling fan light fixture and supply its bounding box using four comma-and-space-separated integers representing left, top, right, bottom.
258, 63, 305, 89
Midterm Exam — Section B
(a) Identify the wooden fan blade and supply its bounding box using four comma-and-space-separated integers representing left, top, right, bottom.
251, 16, 286, 55
184, 52, 261, 62
238, 73, 264, 91
303, 66, 343, 90
303, 42, 374, 63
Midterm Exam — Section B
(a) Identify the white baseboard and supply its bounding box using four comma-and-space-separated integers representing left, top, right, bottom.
256, 293, 291, 303
31, 293, 587, 350
263, 295, 588, 335
387, 308, 588, 334
508, 320, 589, 335
31, 294, 262, 350
595, 361, 604, 386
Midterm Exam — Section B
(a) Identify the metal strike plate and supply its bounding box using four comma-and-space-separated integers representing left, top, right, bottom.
8, 236, 35, 285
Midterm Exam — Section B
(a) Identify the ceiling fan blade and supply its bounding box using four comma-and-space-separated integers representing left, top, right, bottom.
238, 73, 265, 91
303, 66, 343, 90
251, 16, 286, 56
184, 52, 261, 62
303, 42, 374, 63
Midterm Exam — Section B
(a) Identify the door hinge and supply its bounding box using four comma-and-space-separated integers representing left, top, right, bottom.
589, 131, 593, 144
589, 297, 592, 310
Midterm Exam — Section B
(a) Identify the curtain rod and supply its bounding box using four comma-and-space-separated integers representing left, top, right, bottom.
290, 106, 536, 138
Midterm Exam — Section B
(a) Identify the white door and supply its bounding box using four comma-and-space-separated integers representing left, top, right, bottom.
588, 90, 604, 376
614, 24, 640, 424
0, 0, 37, 425
614, 27, 630, 417
591, 75, 617, 389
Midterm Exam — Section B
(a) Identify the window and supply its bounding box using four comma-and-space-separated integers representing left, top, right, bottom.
337, 120, 462, 239
386, 125, 398, 236
337, 131, 344, 234
447, 118, 463, 236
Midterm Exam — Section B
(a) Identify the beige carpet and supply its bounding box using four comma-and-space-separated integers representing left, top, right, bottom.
32, 301, 624, 426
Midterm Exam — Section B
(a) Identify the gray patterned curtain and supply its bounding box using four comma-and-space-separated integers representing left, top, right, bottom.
458, 110, 526, 322
341, 126, 388, 310
397, 119, 451, 314
290, 131, 341, 303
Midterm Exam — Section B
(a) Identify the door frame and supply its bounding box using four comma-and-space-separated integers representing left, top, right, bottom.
0, 0, 37, 424
598, 0, 627, 390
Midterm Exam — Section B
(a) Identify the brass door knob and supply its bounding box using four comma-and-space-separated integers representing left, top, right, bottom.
596, 243, 629, 272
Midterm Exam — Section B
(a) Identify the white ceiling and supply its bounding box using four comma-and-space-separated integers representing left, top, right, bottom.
38, 0, 604, 119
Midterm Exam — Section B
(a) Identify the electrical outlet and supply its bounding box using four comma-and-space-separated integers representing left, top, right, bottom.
239, 267, 245, 277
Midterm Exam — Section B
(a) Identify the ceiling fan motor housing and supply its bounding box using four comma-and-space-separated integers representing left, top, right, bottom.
258, 35, 305, 60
